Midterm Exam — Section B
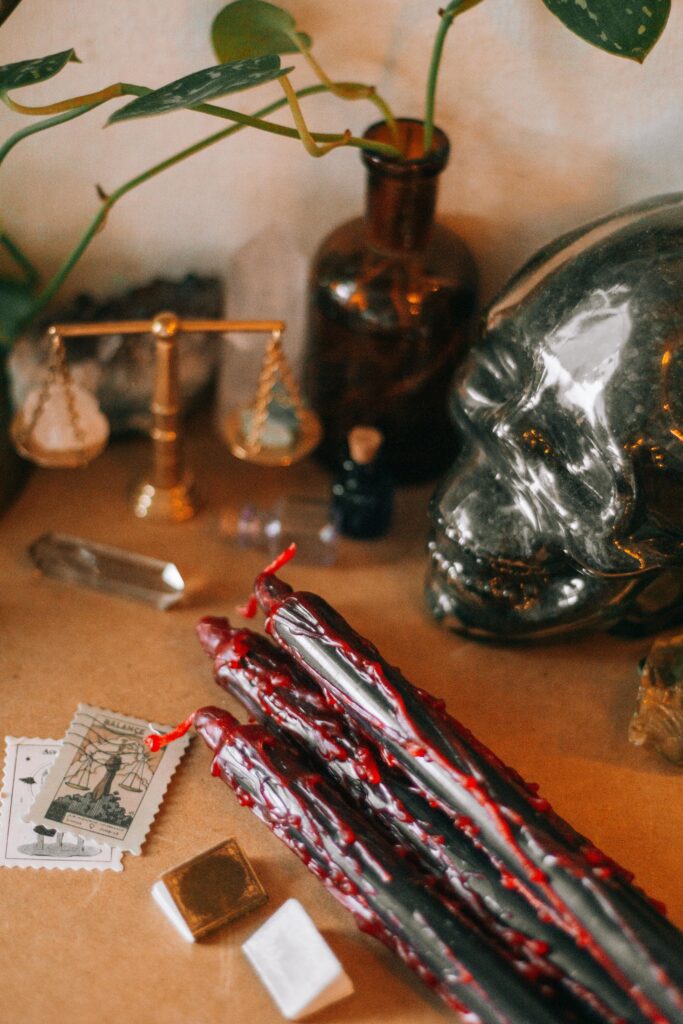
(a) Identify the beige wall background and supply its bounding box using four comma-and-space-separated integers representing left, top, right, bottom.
1, 0, 682, 309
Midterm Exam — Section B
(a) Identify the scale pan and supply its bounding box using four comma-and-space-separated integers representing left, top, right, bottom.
11, 411, 108, 469
224, 407, 322, 467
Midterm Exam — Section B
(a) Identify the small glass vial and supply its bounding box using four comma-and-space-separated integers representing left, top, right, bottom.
331, 427, 393, 539
221, 496, 338, 566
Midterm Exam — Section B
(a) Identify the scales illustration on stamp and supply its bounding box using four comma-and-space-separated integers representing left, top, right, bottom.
26, 705, 190, 855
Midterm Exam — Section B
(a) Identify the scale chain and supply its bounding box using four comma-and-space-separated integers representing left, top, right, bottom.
16, 333, 88, 455
247, 330, 284, 452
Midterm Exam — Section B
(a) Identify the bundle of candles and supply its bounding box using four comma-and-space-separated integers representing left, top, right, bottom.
148, 549, 683, 1024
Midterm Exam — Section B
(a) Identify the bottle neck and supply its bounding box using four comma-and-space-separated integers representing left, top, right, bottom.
365, 171, 440, 252
362, 118, 449, 254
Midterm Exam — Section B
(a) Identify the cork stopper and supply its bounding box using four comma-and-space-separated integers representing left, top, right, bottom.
348, 426, 383, 465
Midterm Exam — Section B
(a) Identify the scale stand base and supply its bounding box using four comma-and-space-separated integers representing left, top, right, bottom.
130, 472, 201, 523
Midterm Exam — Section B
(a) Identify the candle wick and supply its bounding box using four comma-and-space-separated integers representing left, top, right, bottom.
237, 543, 298, 619
144, 712, 196, 752
263, 542, 297, 575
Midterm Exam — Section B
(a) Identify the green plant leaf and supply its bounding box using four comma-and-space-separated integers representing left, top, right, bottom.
0, 0, 24, 28
212, 0, 311, 63
541, 0, 670, 62
0, 49, 79, 95
0, 277, 37, 346
108, 54, 290, 124
442, 0, 486, 15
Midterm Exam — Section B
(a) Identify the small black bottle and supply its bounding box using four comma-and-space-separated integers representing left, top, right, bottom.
331, 427, 393, 539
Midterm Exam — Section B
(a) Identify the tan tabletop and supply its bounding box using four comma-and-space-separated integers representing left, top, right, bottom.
1, 421, 681, 1024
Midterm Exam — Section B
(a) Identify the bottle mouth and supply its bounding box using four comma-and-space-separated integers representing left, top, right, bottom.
362, 118, 449, 176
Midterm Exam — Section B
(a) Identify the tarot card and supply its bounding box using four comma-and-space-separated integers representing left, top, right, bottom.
26, 704, 191, 855
1, 737, 123, 870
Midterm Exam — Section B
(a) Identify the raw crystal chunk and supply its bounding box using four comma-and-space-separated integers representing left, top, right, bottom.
216, 224, 307, 442
13, 381, 109, 468
29, 533, 185, 610
21, 381, 109, 453
629, 634, 683, 764
242, 899, 353, 1020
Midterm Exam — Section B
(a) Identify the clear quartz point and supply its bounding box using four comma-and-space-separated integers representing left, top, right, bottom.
29, 533, 185, 609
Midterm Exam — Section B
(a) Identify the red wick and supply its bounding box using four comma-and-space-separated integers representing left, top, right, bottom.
145, 712, 196, 752
237, 542, 298, 619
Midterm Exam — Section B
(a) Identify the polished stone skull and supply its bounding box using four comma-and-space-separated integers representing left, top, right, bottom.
427, 193, 683, 640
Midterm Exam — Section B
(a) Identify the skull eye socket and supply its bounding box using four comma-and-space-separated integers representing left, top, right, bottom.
459, 340, 530, 412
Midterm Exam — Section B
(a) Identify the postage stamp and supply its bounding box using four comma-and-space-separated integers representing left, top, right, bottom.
26, 704, 191, 855
1, 737, 123, 871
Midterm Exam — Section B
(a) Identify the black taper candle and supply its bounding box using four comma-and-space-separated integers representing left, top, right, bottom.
194, 704, 564, 1024
197, 615, 636, 1024
253, 572, 683, 1024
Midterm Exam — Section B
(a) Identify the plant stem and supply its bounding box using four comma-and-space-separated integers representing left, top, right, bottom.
2, 76, 401, 163
298, 47, 398, 143
0, 231, 39, 285
23, 85, 399, 330
4, 50, 399, 146
423, 0, 484, 154
278, 75, 351, 156
164, 95, 397, 153
0, 84, 148, 168
4, 82, 127, 116
283, 23, 399, 143
0, 102, 104, 167
25, 126, 246, 323
109, 86, 401, 157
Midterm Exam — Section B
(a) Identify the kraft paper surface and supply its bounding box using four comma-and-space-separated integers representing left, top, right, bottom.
1, 421, 681, 1024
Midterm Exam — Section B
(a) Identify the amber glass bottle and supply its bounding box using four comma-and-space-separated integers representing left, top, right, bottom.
304, 119, 478, 484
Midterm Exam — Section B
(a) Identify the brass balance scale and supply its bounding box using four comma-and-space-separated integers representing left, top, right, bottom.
11, 312, 322, 522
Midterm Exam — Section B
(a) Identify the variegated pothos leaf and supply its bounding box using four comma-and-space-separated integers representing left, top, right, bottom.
541, 0, 670, 62
0, 49, 79, 95
108, 54, 289, 124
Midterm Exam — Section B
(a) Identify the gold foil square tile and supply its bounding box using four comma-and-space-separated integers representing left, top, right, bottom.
157, 837, 267, 941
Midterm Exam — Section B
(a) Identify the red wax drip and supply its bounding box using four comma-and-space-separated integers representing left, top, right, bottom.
238, 596, 260, 620
144, 712, 196, 752
262, 588, 683, 1024
237, 543, 298, 618
193, 708, 543, 1023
